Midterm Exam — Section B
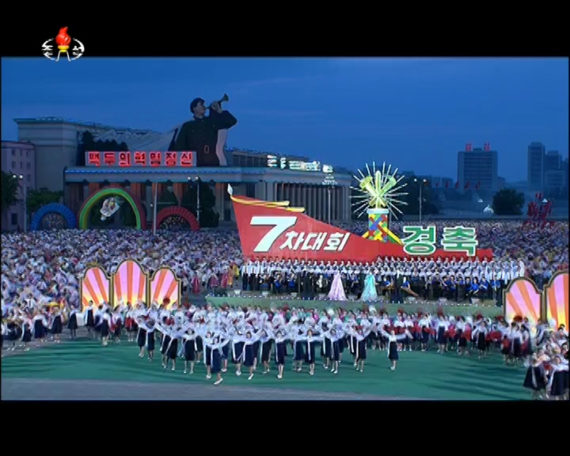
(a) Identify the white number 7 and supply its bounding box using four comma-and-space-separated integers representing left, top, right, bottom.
251, 216, 297, 252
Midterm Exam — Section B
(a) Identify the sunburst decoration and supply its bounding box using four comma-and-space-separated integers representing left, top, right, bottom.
351, 161, 408, 219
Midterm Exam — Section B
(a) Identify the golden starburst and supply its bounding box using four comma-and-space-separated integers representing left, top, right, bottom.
351, 161, 408, 219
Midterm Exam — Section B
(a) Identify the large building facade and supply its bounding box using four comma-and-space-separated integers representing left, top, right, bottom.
457, 143, 498, 195
1, 141, 36, 231
527, 141, 545, 192
14, 117, 353, 226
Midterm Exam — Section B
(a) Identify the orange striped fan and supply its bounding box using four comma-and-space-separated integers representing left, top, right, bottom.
81, 266, 111, 310
113, 260, 147, 308
150, 268, 180, 310
545, 271, 569, 329
504, 278, 541, 325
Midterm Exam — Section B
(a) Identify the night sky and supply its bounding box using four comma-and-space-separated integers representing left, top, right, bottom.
2, 57, 567, 182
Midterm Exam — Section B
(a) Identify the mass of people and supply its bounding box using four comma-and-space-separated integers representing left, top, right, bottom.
1, 220, 568, 399
2, 299, 567, 398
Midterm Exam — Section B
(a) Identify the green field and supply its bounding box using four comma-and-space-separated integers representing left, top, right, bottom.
1, 337, 530, 400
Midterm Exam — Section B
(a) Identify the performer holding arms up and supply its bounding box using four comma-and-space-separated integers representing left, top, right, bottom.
380, 327, 413, 371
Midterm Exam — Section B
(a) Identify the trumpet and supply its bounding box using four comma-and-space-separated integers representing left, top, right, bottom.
208, 93, 229, 110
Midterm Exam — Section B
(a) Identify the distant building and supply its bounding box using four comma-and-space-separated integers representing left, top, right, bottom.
542, 150, 567, 197
457, 143, 498, 195
15, 117, 165, 192
1, 140, 36, 231
544, 169, 565, 196
544, 150, 561, 172
13, 118, 352, 225
527, 142, 545, 191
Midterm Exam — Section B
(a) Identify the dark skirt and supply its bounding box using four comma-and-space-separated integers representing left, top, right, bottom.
294, 340, 305, 361
210, 348, 222, 374
100, 319, 109, 338
34, 320, 45, 339
184, 339, 196, 361
261, 340, 273, 362
137, 327, 147, 347
477, 332, 487, 351
67, 314, 78, 330
388, 341, 399, 361
356, 339, 367, 361
21, 325, 32, 343
244, 343, 256, 367
51, 316, 63, 335
8, 325, 21, 341
348, 336, 356, 355
512, 339, 522, 357
523, 366, 546, 391
221, 342, 229, 359
421, 328, 430, 344
549, 371, 566, 397
252, 341, 260, 359
304, 341, 317, 363
196, 336, 203, 352
205, 346, 222, 372
166, 338, 178, 360
331, 340, 341, 361
323, 338, 332, 358
86, 310, 94, 327
338, 337, 345, 353
437, 327, 447, 345
146, 331, 155, 351
161, 335, 171, 355
232, 341, 244, 363
275, 341, 287, 365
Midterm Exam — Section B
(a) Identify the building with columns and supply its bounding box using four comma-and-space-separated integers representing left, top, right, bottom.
13, 117, 352, 226
64, 162, 352, 225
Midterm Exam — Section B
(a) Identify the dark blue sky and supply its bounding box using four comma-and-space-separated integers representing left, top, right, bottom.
2, 57, 567, 182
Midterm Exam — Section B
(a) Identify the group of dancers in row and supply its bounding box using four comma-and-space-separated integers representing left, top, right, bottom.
68, 301, 570, 394
2, 300, 567, 398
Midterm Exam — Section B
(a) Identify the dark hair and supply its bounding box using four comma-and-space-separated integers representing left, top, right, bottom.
190, 97, 205, 113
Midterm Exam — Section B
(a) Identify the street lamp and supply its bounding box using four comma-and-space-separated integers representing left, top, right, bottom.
12, 173, 26, 233
188, 176, 201, 223
152, 182, 158, 236
413, 178, 428, 225
322, 174, 337, 225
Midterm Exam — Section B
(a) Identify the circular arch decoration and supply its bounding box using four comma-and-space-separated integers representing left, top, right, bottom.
78, 187, 147, 230
156, 206, 200, 231
30, 203, 77, 230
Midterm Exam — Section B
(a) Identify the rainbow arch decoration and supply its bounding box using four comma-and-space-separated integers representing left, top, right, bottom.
80, 265, 112, 310
545, 271, 569, 330
157, 206, 200, 231
78, 187, 147, 230
503, 278, 542, 326
149, 267, 181, 309
113, 259, 148, 308
30, 203, 77, 230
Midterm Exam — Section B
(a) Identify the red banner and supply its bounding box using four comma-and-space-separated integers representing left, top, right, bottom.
232, 195, 493, 262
